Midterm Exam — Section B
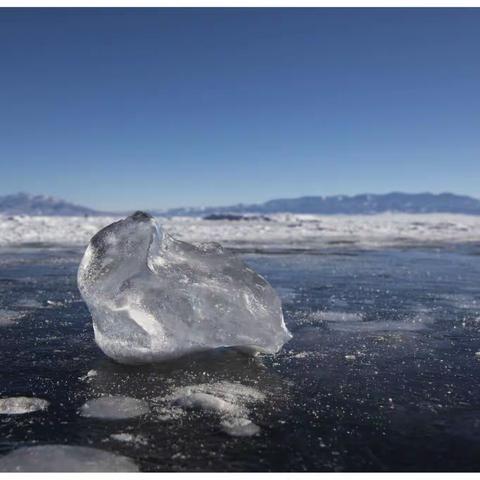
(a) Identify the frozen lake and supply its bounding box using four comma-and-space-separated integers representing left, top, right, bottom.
1, 240, 480, 471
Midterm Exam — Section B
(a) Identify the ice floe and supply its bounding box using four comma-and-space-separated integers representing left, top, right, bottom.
166, 381, 265, 437
0, 396, 49, 414
0, 445, 138, 472
79, 395, 149, 420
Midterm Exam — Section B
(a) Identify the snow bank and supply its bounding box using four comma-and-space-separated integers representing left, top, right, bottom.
1, 213, 480, 250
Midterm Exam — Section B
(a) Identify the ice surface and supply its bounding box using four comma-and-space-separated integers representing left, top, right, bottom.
0, 309, 24, 327
110, 433, 148, 446
78, 212, 291, 363
79, 396, 149, 420
166, 381, 265, 437
174, 391, 237, 414
14, 298, 43, 309
328, 313, 434, 333
153, 405, 186, 422
310, 311, 365, 322
0, 396, 49, 414
0, 445, 138, 472
220, 417, 261, 437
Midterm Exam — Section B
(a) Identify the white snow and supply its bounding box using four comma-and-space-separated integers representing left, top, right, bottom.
78, 369, 98, 382
79, 396, 149, 420
220, 417, 261, 437
0, 445, 138, 472
166, 381, 265, 437
110, 433, 148, 446
0, 396, 49, 414
1, 212, 480, 250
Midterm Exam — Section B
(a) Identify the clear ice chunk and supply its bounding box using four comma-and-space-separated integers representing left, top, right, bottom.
78, 212, 291, 364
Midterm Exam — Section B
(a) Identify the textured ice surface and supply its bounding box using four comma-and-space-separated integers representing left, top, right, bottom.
310, 311, 365, 322
78, 212, 291, 363
220, 417, 261, 437
0, 445, 138, 472
78, 369, 98, 382
0, 310, 24, 327
166, 381, 265, 437
110, 433, 148, 446
14, 298, 43, 309
0, 396, 49, 415
80, 396, 149, 420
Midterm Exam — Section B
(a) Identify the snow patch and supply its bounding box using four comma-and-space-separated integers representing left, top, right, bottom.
78, 369, 98, 382
110, 433, 148, 446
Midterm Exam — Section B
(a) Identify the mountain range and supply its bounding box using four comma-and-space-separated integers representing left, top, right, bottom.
157, 192, 480, 216
1, 192, 480, 217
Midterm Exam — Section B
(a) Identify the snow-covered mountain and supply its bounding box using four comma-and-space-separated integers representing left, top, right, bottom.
161, 192, 480, 217
0, 193, 99, 216
2, 192, 480, 217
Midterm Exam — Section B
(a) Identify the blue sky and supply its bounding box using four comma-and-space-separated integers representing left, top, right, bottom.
0, 8, 479, 210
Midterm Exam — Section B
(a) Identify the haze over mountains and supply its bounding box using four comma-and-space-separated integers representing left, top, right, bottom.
2, 192, 480, 217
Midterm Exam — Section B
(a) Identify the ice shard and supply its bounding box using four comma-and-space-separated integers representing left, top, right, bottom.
78, 212, 291, 364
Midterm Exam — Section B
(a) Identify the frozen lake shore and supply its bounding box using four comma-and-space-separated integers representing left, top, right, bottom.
1, 213, 480, 250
